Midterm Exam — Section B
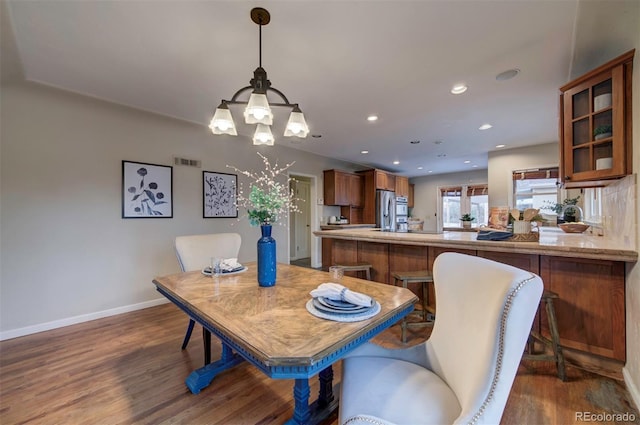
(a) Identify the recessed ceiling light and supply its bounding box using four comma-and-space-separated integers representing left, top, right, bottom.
410, 140, 420, 144
479, 124, 493, 130
451, 84, 468, 94
417, 166, 423, 170
472, 165, 478, 168
496, 68, 520, 81
361, 150, 369, 154
495, 144, 505, 148
428, 170, 433, 173
367, 115, 378, 122
393, 160, 400, 165
464, 160, 471, 164
433, 140, 443, 145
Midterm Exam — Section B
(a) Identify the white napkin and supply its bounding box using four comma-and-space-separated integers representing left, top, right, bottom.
220, 258, 242, 271
310, 283, 373, 307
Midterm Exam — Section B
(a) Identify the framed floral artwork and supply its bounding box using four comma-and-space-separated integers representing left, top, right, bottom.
203, 171, 237, 218
122, 161, 173, 218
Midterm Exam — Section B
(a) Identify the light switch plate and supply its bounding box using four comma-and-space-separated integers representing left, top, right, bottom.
317, 198, 324, 205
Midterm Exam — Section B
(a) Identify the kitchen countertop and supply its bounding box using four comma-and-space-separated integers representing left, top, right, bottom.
319, 224, 376, 230
313, 227, 638, 262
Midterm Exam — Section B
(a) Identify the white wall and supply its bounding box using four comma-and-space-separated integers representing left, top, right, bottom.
628, 49, 640, 413
410, 169, 488, 232
411, 143, 560, 231
0, 81, 358, 338
569, 0, 639, 408
487, 143, 559, 208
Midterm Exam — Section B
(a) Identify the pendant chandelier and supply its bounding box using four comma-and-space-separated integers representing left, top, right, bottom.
209, 7, 309, 146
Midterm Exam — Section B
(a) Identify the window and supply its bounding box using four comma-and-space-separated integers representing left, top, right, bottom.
583, 187, 602, 223
513, 167, 559, 211
440, 184, 488, 228
441, 187, 462, 228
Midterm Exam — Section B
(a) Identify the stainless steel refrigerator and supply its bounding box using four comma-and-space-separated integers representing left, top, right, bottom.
376, 190, 396, 231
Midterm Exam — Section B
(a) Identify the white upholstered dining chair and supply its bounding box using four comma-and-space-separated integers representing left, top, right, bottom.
174, 233, 242, 354
339, 252, 543, 425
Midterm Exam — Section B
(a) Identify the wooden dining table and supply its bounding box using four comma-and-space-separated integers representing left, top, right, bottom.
153, 262, 417, 425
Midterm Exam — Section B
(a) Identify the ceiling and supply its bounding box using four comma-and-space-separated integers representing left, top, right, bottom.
2, 0, 594, 177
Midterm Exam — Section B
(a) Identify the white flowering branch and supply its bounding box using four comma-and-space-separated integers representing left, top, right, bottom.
227, 153, 302, 226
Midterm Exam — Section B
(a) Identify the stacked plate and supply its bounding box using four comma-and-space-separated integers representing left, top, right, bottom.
306, 296, 381, 322
201, 265, 247, 276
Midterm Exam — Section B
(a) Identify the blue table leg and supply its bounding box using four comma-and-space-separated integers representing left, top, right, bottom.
185, 342, 244, 394
285, 366, 339, 425
318, 366, 334, 407
286, 378, 311, 425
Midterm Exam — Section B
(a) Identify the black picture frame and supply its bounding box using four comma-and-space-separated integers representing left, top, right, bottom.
122, 160, 173, 218
203, 171, 238, 218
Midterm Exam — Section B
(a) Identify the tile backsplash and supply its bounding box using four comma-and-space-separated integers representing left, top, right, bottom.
601, 174, 637, 247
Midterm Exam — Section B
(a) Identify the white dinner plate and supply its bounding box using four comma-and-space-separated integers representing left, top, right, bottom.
317, 296, 372, 311
312, 298, 371, 314
201, 266, 248, 276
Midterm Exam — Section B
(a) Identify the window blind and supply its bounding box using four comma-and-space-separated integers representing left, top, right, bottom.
466, 184, 488, 196
512, 167, 559, 180
440, 187, 462, 196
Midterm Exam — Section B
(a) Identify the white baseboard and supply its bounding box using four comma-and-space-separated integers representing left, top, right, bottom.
623, 366, 640, 412
0, 298, 169, 341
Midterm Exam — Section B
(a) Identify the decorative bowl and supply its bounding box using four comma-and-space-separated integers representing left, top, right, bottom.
559, 223, 590, 233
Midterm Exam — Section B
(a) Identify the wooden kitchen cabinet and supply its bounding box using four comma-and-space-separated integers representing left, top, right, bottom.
327, 239, 358, 268
477, 251, 539, 274
375, 170, 396, 191
539, 256, 625, 361
395, 176, 409, 198
348, 173, 363, 207
408, 183, 415, 208
323, 169, 350, 206
389, 244, 431, 309
323, 169, 362, 207
559, 49, 634, 184
358, 241, 389, 283
427, 246, 477, 271
358, 169, 400, 224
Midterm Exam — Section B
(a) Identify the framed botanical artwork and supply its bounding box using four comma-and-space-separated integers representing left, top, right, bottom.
122, 160, 173, 218
203, 171, 237, 218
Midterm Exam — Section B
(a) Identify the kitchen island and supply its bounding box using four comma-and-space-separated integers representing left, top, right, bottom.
313, 227, 637, 375
315, 227, 637, 262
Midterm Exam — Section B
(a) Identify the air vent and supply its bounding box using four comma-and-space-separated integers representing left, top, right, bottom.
173, 156, 201, 168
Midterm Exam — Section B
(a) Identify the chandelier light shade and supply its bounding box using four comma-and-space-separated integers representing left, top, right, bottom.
244, 92, 273, 125
284, 105, 310, 137
253, 124, 275, 146
209, 7, 309, 146
209, 101, 238, 135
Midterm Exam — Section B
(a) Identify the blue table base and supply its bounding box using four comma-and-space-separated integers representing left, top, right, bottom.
186, 344, 338, 424
186, 343, 245, 394
156, 285, 413, 424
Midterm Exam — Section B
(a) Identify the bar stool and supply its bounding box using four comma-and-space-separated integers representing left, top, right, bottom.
333, 262, 372, 280
391, 270, 435, 343
523, 290, 566, 381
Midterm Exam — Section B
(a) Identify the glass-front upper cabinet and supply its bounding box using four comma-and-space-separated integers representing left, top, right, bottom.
559, 49, 634, 185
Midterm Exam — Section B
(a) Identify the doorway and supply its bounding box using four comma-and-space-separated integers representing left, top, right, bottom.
289, 174, 316, 268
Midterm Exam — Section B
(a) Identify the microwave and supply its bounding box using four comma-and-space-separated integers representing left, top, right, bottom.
396, 196, 408, 216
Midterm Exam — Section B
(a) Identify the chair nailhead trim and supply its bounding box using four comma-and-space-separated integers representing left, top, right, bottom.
344, 415, 388, 425
467, 273, 538, 425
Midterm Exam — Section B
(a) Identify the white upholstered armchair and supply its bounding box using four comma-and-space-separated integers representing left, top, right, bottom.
339, 252, 543, 425
174, 233, 241, 355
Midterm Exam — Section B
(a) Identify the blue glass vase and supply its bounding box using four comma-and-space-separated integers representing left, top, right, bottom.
257, 224, 277, 287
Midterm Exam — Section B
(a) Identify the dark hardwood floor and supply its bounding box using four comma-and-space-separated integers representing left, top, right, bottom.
1, 303, 638, 424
